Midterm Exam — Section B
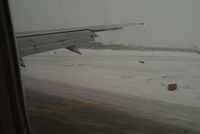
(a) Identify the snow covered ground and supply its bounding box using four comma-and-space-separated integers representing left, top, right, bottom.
21, 49, 200, 108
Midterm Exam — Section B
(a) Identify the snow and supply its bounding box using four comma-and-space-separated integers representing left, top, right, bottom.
21, 49, 200, 108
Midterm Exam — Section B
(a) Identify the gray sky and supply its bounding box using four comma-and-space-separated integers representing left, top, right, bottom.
9, 0, 200, 48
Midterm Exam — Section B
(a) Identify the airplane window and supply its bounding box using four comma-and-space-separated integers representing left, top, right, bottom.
8, 0, 200, 133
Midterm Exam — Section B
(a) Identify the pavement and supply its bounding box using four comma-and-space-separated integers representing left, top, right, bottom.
23, 76, 200, 134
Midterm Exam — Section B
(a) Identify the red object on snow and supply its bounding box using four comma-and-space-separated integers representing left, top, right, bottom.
168, 84, 177, 91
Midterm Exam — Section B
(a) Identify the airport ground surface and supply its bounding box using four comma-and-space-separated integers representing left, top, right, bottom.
22, 49, 200, 134
24, 77, 200, 134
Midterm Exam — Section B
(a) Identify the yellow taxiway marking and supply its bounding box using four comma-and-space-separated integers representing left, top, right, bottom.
28, 101, 94, 117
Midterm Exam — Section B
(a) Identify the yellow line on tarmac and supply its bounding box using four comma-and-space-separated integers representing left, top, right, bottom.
28, 103, 83, 115
28, 102, 92, 117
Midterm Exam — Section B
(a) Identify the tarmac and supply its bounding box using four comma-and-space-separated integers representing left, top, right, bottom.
23, 76, 200, 134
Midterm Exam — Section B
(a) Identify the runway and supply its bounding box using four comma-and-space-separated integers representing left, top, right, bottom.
23, 76, 200, 134
21, 49, 200, 133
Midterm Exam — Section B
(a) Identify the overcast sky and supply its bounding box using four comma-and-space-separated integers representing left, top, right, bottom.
9, 0, 200, 48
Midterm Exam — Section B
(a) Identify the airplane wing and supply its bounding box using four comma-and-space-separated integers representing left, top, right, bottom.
16, 23, 144, 66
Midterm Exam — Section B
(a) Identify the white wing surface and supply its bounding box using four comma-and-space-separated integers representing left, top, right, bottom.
16, 23, 144, 57
16, 23, 144, 67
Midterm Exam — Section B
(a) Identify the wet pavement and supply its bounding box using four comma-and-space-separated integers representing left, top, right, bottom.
24, 77, 200, 134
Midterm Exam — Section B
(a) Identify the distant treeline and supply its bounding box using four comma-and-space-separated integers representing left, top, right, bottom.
78, 42, 195, 52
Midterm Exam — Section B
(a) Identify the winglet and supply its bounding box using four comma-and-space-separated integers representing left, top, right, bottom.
90, 23, 146, 32
66, 45, 82, 55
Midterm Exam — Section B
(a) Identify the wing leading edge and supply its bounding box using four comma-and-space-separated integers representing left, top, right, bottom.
16, 23, 144, 66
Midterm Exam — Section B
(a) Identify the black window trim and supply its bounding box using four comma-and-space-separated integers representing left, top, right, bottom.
0, 0, 31, 134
